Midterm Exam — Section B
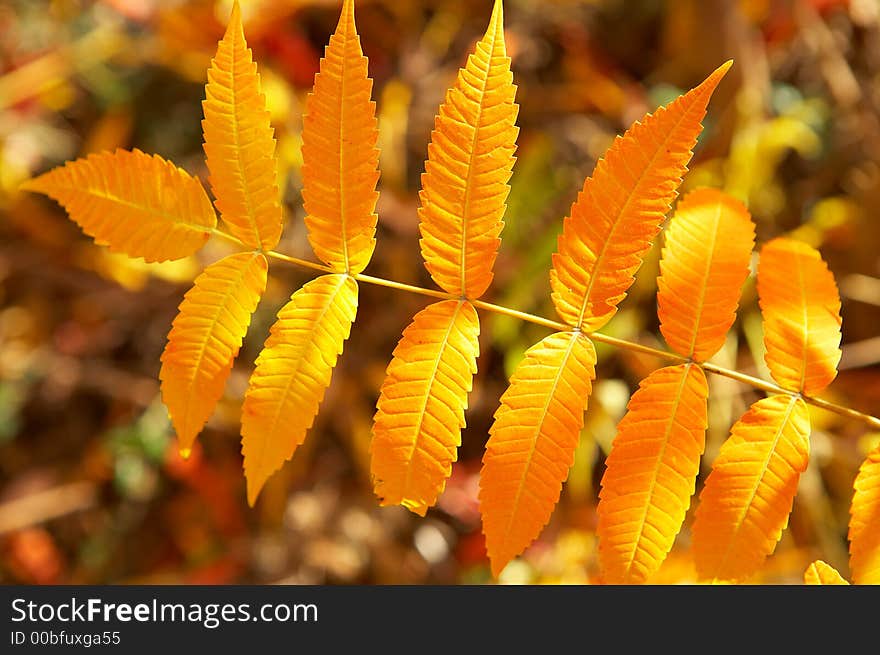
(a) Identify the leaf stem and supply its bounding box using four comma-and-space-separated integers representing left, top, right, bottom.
209, 231, 880, 430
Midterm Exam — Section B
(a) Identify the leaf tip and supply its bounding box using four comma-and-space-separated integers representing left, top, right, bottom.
18, 175, 46, 194
246, 475, 264, 508
489, 555, 509, 579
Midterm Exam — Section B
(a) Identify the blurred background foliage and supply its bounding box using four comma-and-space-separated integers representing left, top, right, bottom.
0, 0, 878, 584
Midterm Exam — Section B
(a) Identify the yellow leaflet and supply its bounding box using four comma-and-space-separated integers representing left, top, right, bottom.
302, 0, 380, 275
241, 273, 358, 505
849, 443, 880, 584
203, 0, 282, 250
21, 148, 215, 263
804, 560, 849, 585
479, 331, 596, 577
597, 364, 708, 584
657, 188, 754, 361
371, 300, 480, 516
692, 395, 810, 582
418, 0, 518, 299
160, 252, 268, 455
757, 238, 842, 395
550, 62, 731, 332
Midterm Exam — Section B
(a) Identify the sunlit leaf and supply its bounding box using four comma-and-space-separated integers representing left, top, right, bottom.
757, 238, 842, 394
849, 443, 880, 584
658, 188, 754, 361
480, 331, 596, 576
302, 0, 380, 275
598, 364, 708, 584
418, 0, 518, 299
241, 273, 358, 505
203, 0, 283, 250
804, 560, 849, 585
371, 300, 480, 515
21, 148, 215, 262
160, 252, 268, 455
550, 62, 731, 331
693, 395, 810, 582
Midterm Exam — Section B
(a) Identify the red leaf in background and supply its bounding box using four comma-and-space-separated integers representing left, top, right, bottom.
257, 29, 320, 89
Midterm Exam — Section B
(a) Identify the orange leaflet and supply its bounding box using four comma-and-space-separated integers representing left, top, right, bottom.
479, 331, 596, 576
692, 394, 810, 582
160, 252, 268, 455
241, 274, 358, 505
657, 188, 754, 361
848, 443, 880, 584
418, 0, 518, 299
21, 148, 215, 262
597, 364, 708, 584
550, 62, 731, 332
203, 0, 283, 251
757, 238, 842, 394
302, 0, 380, 275
371, 300, 480, 515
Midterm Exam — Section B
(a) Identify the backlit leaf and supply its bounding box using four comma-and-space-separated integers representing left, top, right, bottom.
657, 188, 754, 361
241, 273, 358, 505
692, 395, 810, 582
849, 443, 880, 584
550, 62, 731, 331
371, 300, 480, 515
598, 364, 708, 584
21, 148, 215, 262
757, 238, 842, 394
804, 560, 849, 585
479, 331, 596, 576
418, 0, 518, 299
302, 0, 380, 275
203, 0, 283, 250
160, 252, 268, 456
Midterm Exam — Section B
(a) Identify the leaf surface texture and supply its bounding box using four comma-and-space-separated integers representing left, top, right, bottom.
598, 364, 708, 584
804, 560, 849, 585
22, 148, 215, 262
692, 395, 810, 582
849, 444, 880, 584
757, 238, 841, 394
371, 300, 480, 515
160, 252, 268, 455
550, 62, 731, 331
657, 188, 754, 361
479, 331, 596, 576
418, 0, 518, 298
241, 274, 358, 505
302, 0, 380, 275
203, 0, 282, 250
